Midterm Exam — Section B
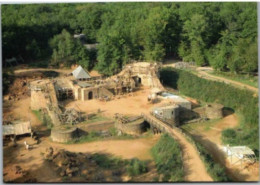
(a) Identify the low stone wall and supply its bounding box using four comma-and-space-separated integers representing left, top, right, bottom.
51, 127, 79, 143
115, 118, 146, 135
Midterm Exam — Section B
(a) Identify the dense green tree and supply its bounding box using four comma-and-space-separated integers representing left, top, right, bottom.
49, 29, 90, 68
1, 2, 258, 74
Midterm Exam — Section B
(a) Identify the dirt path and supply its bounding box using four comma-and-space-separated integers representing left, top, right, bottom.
163, 63, 258, 93
182, 113, 259, 181
197, 70, 258, 93
143, 114, 212, 182
169, 128, 213, 182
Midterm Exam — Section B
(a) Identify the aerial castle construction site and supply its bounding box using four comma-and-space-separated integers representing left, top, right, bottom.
27, 62, 227, 143
3, 61, 257, 182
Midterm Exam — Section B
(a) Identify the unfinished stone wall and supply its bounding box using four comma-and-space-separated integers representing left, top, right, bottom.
119, 62, 164, 90
115, 119, 146, 135
192, 104, 223, 120
205, 104, 223, 119
30, 80, 62, 126
81, 87, 98, 100
51, 127, 79, 143
30, 80, 49, 110
70, 62, 163, 101
31, 90, 47, 110
73, 87, 81, 100
99, 87, 114, 98
152, 105, 180, 127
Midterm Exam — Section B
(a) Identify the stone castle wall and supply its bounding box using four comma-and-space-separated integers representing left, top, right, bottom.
115, 119, 146, 135
51, 127, 79, 143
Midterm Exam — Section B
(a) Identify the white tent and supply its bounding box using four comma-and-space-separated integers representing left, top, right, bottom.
222, 145, 256, 166
72, 65, 91, 79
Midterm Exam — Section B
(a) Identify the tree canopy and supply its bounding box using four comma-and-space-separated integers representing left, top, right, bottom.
2, 2, 257, 74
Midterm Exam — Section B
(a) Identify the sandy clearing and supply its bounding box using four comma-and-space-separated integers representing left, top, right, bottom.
3, 135, 159, 182
65, 87, 169, 117
46, 136, 160, 160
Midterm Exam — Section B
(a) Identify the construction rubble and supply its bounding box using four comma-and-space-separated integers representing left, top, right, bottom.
60, 108, 83, 125
44, 147, 83, 177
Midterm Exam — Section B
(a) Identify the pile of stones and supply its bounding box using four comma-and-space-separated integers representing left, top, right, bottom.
44, 147, 83, 177
61, 108, 83, 125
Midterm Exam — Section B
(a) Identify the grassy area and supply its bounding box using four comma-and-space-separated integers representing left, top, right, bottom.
83, 113, 112, 124
181, 118, 221, 132
32, 109, 53, 129
66, 131, 102, 144
27, 59, 50, 68
66, 128, 135, 144
194, 139, 231, 181
126, 158, 148, 177
91, 153, 149, 177
210, 71, 258, 88
66, 126, 155, 144
32, 110, 42, 121
151, 134, 184, 182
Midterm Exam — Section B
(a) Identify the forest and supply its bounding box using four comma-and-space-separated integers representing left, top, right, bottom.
2, 2, 258, 75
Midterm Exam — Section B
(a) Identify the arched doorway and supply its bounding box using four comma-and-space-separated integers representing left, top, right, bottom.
88, 91, 93, 100
138, 77, 142, 84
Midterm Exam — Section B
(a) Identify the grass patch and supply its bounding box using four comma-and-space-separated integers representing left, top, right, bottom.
181, 118, 221, 132
151, 134, 184, 182
194, 140, 231, 181
126, 158, 148, 177
67, 128, 135, 144
32, 110, 42, 121
91, 153, 148, 177
83, 114, 111, 124
28, 59, 49, 68
32, 109, 53, 129
91, 153, 149, 178
91, 153, 127, 169
67, 131, 101, 144
140, 129, 154, 138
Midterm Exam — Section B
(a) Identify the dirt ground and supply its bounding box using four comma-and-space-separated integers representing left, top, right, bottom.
3, 67, 258, 182
46, 136, 160, 160
2, 69, 161, 182
3, 75, 211, 182
65, 86, 170, 117
3, 133, 160, 182
3, 97, 41, 127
